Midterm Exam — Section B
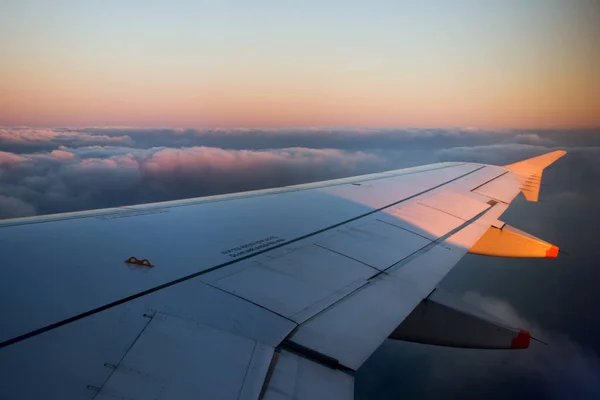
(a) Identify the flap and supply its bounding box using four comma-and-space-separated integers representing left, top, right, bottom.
95, 313, 275, 400
261, 350, 354, 400
468, 223, 559, 258
389, 289, 530, 349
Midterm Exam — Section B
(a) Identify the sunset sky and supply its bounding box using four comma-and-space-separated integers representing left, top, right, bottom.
1, 0, 599, 128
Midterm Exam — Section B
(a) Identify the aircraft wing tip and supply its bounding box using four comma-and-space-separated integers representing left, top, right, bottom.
545, 245, 559, 258
511, 329, 531, 349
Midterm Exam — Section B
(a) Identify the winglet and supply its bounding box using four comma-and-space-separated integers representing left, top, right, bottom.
505, 150, 566, 202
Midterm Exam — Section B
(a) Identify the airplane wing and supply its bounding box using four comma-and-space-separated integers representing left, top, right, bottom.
0, 150, 566, 400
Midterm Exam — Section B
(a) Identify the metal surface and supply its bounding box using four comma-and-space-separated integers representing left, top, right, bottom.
386, 241, 467, 291
469, 224, 558, 258
290, 273, 428, 370
0, 303, 150, 400
288, 202, 507, 370
315, 219, 431, 271
389, 289, 527, 349
203, 244, 375, 322
239, 342, 276, 400
0, 278, 295, 399
95, 313, 271, 400
140, 278, 296, 347
418, 190, 491, 221
473, 172, 521, 204
446, 165, 506, 194
379, 200, 465, 240
262, 350, 354, 400
506, 150, 566, 202
290, 223, 479, 371
319, 163, 478, 209
0, 163, 473, 345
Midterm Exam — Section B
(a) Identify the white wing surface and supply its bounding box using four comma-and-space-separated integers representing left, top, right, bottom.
0, 151, 566, 399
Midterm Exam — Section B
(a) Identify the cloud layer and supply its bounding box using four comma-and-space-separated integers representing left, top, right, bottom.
356, 292, 600, 399
1, 126, 599, 219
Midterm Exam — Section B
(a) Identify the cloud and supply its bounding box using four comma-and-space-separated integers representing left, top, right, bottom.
435, 143, 559, 165
0, 127, 130, 144
49, 150, 75, 160
143, 146, 377, 173
92, 126, 502, 152
356, 292, 600, 400
0, 195, 35, 219
0, 151, 26, 166
508, 133, 555, 146
0, 127, 133, 153
462, 292, 600, 399
0, 126, 598, 220
0, 142, 386, 217
462, 291, 529, 327
0, 126, 511, 154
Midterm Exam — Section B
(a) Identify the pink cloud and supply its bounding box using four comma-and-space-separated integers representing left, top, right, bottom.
50, 150, 75, 160
0, 128, 60, 142
78, 154, 138, 169
0, 151, 26, 166
80, 158, 119, 168
0, 128, 130, 144
111, 154, 139, 168
142, 146, 378, 174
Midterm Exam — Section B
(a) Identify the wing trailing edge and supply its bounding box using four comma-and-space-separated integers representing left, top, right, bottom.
389, 289, 531, 349
505, 150, 566, 202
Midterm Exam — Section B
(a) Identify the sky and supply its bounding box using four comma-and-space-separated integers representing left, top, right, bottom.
1, 0, 600, 128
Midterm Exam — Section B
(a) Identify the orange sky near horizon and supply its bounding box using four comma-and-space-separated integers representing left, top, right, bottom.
1, 1, 599, 129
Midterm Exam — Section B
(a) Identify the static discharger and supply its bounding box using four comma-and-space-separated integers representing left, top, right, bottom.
125, 256, 155, 268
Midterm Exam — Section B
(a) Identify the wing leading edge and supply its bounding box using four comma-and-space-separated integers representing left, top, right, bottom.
0, 151, 567, 400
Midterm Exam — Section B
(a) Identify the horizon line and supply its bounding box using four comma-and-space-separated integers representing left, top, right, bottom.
2, 125, 599, 132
